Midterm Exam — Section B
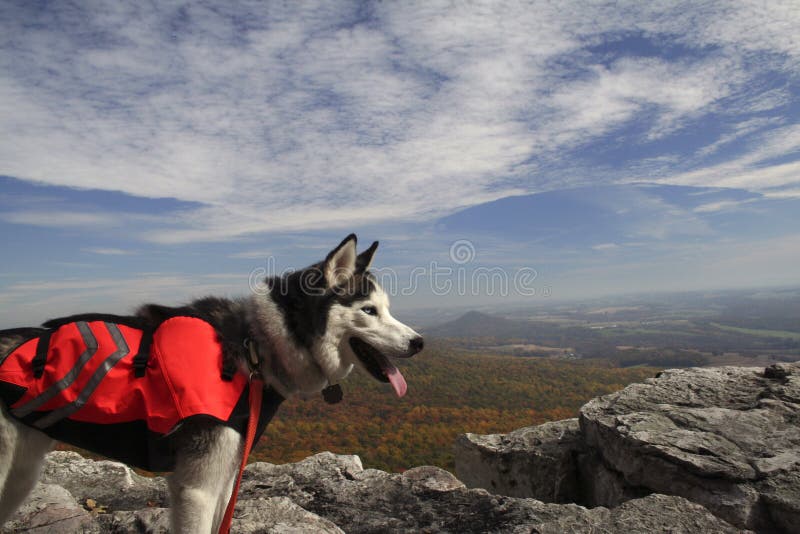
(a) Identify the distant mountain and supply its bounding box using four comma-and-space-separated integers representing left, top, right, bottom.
424, 311, 536, 339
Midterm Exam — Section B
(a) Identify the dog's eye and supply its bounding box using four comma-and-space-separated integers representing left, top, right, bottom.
361, 306, 378, 316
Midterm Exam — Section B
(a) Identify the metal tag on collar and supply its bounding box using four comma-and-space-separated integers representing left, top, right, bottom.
322, 384, 343, 404
244, 338, 261, 374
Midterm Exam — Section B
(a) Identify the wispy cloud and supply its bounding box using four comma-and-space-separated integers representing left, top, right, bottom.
693, 199, 752, 213
0, 272, 249, 327
763, 187, 800, 199
81, 247, 135, 256
592, 243, 620, 252
0, 1, 798, 242
653, 122, 800, 196
696, 117, 786, 158
0, 210, 119, 228
0, 208, 167, 230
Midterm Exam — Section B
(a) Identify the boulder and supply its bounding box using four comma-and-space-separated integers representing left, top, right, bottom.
580, 362, 800, 531
455, 362, 800, 532
454, 418, 584, 501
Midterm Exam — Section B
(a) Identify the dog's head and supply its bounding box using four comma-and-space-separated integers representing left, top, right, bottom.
264, 234, 423, 397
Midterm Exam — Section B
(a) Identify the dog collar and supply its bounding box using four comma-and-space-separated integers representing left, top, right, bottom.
243, 338, 263, 377
322, 384, 343, 404
244, 336, 342, 404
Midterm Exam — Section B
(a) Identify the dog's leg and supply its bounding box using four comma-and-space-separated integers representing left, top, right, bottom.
0, 411, 53, 523
168, 423, 242, 534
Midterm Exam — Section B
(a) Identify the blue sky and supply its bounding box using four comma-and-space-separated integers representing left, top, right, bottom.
1, 1, 799, 326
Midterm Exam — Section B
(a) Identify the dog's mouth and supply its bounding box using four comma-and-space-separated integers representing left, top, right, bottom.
349, 337, 407, 398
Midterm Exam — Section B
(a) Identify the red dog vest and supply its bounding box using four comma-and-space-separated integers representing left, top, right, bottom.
0, 316, 283, 471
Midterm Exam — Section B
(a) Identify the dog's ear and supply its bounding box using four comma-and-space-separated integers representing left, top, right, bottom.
355, 241, 379, 274
323, 234, 358, 287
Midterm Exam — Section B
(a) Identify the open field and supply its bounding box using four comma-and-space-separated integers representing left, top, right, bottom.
710, 322, 800, 341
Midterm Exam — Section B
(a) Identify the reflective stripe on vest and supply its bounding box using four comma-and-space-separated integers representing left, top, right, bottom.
33, 322, 130, 429
11, 321, 99, 419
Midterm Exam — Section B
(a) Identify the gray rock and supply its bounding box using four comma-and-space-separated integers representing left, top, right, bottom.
41, 451, 168, 511
454, 418, 584, 501
5, 451, 743, 534
575, 448, 650, 507
96, 507, 170, 533
1, 482, 98, 533
527, 493, 748, 534
89, 498, 342, 534
239, 452, 742, 533
233, 496, 343, 534
455, 362, 800, 532
403, 465, 466, 492
581, 363, 800, 531
590, 493, 748, 534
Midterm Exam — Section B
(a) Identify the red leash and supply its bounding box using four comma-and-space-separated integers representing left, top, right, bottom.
218, 377, 263, 534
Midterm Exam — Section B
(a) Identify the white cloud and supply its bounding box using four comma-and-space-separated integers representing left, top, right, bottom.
655, 123, 800, 193
665, 154, 800, 193
228, 250, 274, 260
592, 243, 620, 251
545, 57, 739, 145
0, 208, 166, 229
82, 247, 135, 256
763, 187, 800, 199
0, 210, 119, 228
739, 87, 792, 113
693, 199, 748, 213
696, 117, 785, 158
0, 1, 798, 241
0, 273, 249, 327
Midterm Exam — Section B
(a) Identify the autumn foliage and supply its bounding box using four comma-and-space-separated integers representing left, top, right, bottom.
252, 345, 657, 472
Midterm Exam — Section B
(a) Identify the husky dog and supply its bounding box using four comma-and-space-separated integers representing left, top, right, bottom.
0, 234, 423, 533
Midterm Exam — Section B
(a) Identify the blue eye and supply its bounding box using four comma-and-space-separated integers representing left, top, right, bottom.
361, 306, 378, 316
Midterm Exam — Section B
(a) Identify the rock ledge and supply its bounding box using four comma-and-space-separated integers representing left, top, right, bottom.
3, 450, 742, 533
455, 362, 800, 532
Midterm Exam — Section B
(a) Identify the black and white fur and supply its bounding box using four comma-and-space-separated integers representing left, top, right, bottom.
0, 235, 423, 533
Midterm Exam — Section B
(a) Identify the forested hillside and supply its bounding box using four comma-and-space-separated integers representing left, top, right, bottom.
253, 343, 656, 472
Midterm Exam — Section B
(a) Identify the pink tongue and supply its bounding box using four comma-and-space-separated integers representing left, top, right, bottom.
385, 365, 407, 398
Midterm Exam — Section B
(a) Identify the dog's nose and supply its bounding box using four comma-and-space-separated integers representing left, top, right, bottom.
409, 336, 424, 354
